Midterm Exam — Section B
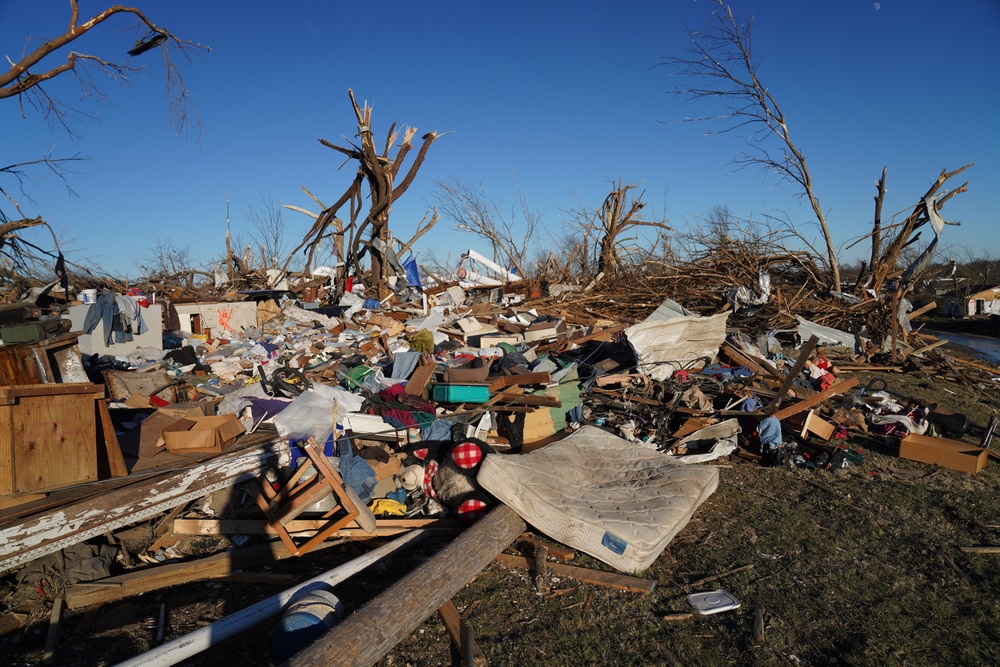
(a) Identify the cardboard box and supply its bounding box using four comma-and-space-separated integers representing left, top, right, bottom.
898, 434, 988, 474
118, 401, 218, 459
163, 414, 245, 454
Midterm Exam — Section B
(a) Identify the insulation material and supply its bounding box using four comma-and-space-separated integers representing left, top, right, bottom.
477, 426, 719, 573
624, 311, 729, 381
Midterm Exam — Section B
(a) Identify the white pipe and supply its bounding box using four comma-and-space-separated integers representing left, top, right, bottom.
113, 530, 427, 667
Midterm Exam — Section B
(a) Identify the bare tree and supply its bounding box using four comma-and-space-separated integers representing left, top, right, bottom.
1, 0, 206, 137
658, 0, 841, 291
283, 90, 441, 300
851, 164, 971, 296
245, 193, 290, 270
1, 1, 205, 286
433, 175, 540, 278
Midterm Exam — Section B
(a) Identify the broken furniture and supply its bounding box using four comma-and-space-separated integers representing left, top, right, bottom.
255, 437, 376, 556
0, 332, 87, 385
0, 383, 106, 496
897, 418, 997, 474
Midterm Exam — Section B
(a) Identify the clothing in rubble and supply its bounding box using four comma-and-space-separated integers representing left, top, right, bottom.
82, 292, 148, 346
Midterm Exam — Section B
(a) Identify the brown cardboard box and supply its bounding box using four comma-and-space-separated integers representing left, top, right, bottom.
118, 401, 217, 459
163, 414, 246, 454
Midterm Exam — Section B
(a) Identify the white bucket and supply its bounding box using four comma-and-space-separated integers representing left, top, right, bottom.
79, 289, 98, 304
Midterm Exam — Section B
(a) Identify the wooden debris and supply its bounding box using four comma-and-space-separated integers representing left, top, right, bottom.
494, 553, 656, 594
684, 564, 753, 590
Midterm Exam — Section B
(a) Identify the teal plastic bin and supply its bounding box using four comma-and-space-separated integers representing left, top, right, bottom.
432, 384, 490, 404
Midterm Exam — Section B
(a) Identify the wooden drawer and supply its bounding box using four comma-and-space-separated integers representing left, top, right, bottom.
898, 433, 988, 474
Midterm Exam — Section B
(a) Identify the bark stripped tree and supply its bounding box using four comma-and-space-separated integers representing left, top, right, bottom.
284, 90, 440, 300
658, 0, 841, 292
851, 164, 971, 297
594, 180, 671, 276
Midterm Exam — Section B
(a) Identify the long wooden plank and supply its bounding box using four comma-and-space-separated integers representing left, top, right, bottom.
493, 553, 656, 594
284, 504, 526, 666
171, 517, 462, 536
770, 377, 860, 421
765, 335, 818, 412
64, 539, 339, 609
0, 437, 284, 574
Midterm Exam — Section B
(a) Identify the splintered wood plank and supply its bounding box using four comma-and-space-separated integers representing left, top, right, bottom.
0, 436, 284, 574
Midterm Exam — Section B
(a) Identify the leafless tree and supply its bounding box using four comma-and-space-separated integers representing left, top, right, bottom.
283, 90, 441, 300
849, 164, 971, 296
561, 180, 671, 280
1, 1, 205, 285
1, 0, 206, 138
658, 0, 841, 291
433, 175, 541, 278
245, 193, 290, 270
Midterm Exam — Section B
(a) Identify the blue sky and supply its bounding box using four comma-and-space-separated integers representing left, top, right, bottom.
2, 0, 998, 279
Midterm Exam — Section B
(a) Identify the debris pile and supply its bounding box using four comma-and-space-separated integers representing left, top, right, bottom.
0, 268, 998, 665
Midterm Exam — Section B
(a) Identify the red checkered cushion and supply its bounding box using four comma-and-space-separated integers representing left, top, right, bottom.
422, 460, 439, 498
451, 441, 483, 470
456, 498, 488, 522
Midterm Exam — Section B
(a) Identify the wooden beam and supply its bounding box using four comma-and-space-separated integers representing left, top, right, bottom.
438, 599, 486, 666
284, 505, 526, 666
65, 538, 341, 609
0, 436, 284, 575
493, 553, 655, 594
171, 517, 462, 536
765, 335, 818, 413
771, 377, 860, 421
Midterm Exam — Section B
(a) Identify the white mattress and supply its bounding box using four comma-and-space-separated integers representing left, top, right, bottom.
477, 426, 719, 573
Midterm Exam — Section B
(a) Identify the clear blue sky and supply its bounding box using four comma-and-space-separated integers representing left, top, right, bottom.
2, 0, 998, 279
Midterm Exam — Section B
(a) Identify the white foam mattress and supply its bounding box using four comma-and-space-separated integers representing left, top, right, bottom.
477, 426, 719, 573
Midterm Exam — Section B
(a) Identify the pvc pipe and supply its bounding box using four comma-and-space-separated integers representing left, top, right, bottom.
113, 529, 427, 667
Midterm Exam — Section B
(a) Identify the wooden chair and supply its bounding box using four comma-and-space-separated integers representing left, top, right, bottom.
256, 437, 376, 556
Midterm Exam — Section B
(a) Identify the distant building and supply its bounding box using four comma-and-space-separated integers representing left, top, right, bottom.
965, 286, 1000, 316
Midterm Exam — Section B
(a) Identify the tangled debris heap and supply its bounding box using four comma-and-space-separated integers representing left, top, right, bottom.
0, 257, 997, 665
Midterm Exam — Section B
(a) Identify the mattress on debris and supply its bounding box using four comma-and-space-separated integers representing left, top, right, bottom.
477, 425, 719, 573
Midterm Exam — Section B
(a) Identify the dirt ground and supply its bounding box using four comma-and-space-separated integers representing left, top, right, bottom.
2, 340, 999, 667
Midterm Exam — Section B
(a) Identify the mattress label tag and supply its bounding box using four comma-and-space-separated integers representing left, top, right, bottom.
601, 531, 628, 555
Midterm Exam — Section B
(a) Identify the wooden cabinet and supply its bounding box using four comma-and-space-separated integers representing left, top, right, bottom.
0, 383, 104, 495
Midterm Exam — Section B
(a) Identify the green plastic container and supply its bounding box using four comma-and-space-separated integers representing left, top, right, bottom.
432, 384, 490, 404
